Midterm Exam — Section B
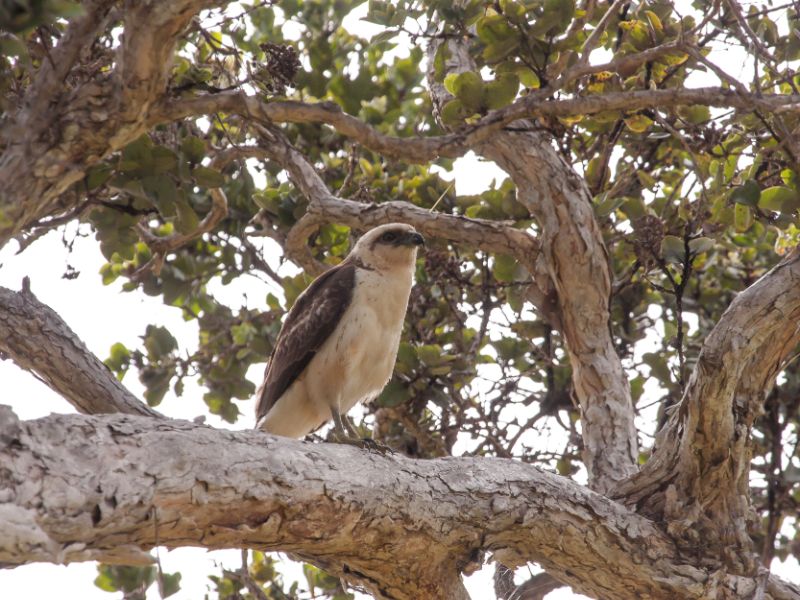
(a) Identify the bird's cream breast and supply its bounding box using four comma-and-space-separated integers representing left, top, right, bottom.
304, 265, 413, 414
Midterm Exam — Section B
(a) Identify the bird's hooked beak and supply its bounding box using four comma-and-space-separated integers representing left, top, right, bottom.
402, 231, 425, 247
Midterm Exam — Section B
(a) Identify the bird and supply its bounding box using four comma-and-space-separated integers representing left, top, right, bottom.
255, 222, 424, 442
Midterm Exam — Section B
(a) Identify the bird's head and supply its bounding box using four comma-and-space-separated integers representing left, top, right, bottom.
350, 223, 425, 271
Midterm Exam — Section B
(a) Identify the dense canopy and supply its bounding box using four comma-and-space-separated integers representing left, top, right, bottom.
1, 1, 800, 599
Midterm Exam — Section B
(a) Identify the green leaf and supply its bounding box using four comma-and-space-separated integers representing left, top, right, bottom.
688, 236, 714, 255
160, 572, 182, 598
660, 235, 685, 263
539, 0, 575, 35
443, 73, 460, 95
143, 175, 178, 217
86, 164, 113, 190
730, 180, 760, 206
152, 146, 179, 173
105, 342, 131, 379
174, 196, 200, 234
416, 344, 445, 367
485, 73, 519, 110
759, 186, 799, 212
621, 197, 646, 219
678, 105, 710, 124
376, 379, 410, 407
642, 352, 670, 383
192, 166, 225, 187
370, 29, 397, 45
143, 325, 178, 359
441, 98, 471, 125
734, 203, 753, 232
476, 14, 515, 43
449, 71, 485, 112
517, 67, 540, 88
181, 136, 206, 163
493, 253, 517, 282
595, 193, 625, 216
94, 570, 117, 592
482, 36, 521, 64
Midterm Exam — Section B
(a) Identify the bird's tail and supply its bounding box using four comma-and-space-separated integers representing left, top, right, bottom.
256, 384, 327, 439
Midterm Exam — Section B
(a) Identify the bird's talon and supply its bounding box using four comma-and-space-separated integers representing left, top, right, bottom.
359, 437, 394, 455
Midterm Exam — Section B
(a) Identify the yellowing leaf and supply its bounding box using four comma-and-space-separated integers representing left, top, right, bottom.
734, 203, 753, 232
624, 114, 653, 133
644, 10, 663, 33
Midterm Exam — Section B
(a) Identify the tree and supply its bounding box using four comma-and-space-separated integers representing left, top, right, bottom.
1, 0, 800, 598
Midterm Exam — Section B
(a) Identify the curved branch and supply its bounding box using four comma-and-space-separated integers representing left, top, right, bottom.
242, 128, 541, 276
0, 282, 160, 418
134, 186, 228, 279
3, 408, 797, 600
616, 247, 800, 567
153, 87, 800, 165
425, 35, 638, 493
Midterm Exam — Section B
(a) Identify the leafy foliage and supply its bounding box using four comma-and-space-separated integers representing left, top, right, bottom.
5, 0, 800, 596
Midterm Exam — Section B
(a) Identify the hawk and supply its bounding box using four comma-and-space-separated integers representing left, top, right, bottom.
255, 223, 424, 441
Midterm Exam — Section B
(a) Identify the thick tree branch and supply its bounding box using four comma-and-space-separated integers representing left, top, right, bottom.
153, 87, 800, 165
0, 282, 160, 418
4, 0, 117, 133
242, 130, 541, 278
426, 36, 638, 493
0, 0, 230, 248
615, 246, 800, 568
114, 0, 218, 128
3, 407, 798, 600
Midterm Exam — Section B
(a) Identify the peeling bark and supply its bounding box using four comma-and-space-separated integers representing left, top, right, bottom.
0, 0, 221, 246
2, 407, 798, 600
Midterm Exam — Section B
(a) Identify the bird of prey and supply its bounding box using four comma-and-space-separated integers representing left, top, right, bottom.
255, 222, 424, 441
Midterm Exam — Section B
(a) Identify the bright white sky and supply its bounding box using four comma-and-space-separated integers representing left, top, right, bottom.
2, 1, 799, 599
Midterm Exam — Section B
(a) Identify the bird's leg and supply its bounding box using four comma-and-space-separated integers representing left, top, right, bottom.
330, 407, 352, 441
329, 407, 393, 454
342, 414, 360, 438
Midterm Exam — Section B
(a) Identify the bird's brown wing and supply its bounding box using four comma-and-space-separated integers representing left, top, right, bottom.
255, 261, 356, 421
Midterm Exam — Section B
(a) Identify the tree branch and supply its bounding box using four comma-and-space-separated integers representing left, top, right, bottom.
134, 185, 228, 279
425, 35, 638, 493
615, 246, 800, 568
153, 87, 800, 165
3, 407, 798, 600
0, 282, 160, 418
3, 0, 117, 136
0, 0, 231, 248
242, 128, 541, 278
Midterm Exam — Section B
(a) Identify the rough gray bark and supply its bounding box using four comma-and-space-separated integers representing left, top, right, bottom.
613, 246, 800, 570
2, 406, 799, 600
3, 1, 800, 599
0, 282, 159, 418
0, 0, 219, 246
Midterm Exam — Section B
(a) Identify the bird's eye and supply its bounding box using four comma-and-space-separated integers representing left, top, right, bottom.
381, 231, 397, 242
